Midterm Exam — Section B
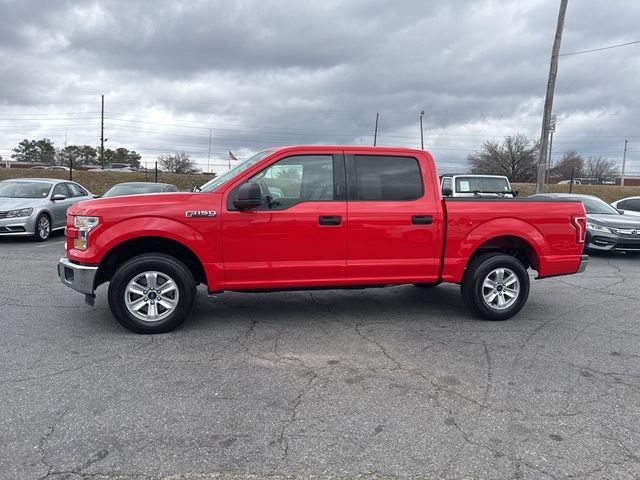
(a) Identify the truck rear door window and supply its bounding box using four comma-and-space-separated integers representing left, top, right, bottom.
352, 155, 423, 201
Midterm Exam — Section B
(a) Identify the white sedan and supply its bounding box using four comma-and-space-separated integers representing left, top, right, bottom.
611, 196, 640, 217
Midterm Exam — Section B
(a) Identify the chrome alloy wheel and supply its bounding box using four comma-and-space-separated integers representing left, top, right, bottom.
38, 216, 50, 239
481, 267, 520, 311
124, 271, 179, 322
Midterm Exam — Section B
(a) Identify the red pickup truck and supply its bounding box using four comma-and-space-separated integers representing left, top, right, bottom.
58, 146, 588, 333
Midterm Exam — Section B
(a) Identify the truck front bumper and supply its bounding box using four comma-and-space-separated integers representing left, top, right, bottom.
58, 257, 98, 296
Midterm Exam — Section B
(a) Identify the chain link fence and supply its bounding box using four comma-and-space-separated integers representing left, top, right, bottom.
514, 174, 640, 203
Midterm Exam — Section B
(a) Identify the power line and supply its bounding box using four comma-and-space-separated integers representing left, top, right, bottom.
559, 40, 640, 57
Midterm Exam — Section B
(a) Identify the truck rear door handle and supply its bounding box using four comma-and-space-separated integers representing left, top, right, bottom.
319, 216, 342, 226
412, 215, 433, 225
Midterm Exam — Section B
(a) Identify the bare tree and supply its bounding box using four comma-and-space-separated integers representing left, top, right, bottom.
467, 134, 539, 182
550, 150, 584, 181
584, 156, 619, 181
158, 152, 200, 174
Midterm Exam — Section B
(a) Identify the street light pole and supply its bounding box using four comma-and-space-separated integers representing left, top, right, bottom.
373, 113, 379, 146
420, 110, 425, 150
100, 94, 105, 169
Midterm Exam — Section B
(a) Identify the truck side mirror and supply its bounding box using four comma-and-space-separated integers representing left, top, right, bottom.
442, 187, 452, 197
233, 182, 263, 210
511, 190, 519, 197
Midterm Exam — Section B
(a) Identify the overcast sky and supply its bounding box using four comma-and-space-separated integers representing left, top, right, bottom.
0, 0, 639, 174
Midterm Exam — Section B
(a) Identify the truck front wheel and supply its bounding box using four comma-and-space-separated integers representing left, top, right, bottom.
107, 254, 196, 333
461, 253, 530, 321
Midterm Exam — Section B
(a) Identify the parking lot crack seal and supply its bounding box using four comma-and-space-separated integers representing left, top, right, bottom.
36, 409, 69, 480
354, 323, 403, 370
275, 367, 319, 468
446, 416, 561, 480
550, 278, 637, 301
481, 340, 493, 408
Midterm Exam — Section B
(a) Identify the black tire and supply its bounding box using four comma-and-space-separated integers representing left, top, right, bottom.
461, 253, 530, 321
32, 213, 51, 242
413, 281, 441, 288
108, 253, 196, 333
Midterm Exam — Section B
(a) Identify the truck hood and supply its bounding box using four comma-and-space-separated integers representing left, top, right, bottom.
69, 192, 195, 216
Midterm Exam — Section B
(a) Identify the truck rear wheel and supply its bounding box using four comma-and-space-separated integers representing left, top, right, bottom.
461, 253, 529, 321
107, 254, 196, 333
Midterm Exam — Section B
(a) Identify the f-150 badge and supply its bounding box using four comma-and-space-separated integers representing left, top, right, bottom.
185, 211, 217, 218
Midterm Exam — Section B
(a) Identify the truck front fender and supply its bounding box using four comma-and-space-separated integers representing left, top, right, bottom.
69, 216, 223, 289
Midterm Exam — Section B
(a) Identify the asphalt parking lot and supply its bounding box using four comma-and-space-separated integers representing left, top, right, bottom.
1, 235, 639, 480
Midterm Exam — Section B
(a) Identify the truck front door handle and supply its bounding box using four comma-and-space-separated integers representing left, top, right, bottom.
412, 215, 433, 225
319, 216, 342, 226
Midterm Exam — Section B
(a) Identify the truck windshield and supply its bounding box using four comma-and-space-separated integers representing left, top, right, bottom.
199, 150, 272, 192
456, 177, 510, 193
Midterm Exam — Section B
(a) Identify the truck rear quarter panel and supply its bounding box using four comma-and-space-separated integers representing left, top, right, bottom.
442, 199, 585, 282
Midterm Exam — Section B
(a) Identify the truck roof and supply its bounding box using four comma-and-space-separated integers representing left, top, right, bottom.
268, 145, 430, 156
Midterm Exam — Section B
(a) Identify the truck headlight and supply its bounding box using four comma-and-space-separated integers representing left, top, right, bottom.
5, 208, 33, 218
72, 216, 99, 250
586, 222, 611, 233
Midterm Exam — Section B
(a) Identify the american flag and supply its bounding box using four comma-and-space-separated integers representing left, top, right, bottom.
228, 151, 238, 162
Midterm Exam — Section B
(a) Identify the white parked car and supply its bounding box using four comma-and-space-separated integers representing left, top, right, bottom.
558, 179, 581, 185
611, 196, 640, 217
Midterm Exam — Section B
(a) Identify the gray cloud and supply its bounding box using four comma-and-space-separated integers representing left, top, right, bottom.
0, 0, 639, 173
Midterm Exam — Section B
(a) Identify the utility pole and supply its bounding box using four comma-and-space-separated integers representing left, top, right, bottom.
373, 113, 379, 146
536, 0, 568, 194
621, 139, 628, 186
207, 129, 212, 174
420, 110, 425, 150
546, 114, 556, 182
100, 94, 105, 169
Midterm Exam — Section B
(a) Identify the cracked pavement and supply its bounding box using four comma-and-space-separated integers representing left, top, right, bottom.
1, 235, 640, 479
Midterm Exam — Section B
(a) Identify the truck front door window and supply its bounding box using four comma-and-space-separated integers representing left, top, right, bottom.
231, 155, 334, 210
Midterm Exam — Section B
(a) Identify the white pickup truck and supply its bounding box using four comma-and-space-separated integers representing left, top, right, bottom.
441, 174, 518, 198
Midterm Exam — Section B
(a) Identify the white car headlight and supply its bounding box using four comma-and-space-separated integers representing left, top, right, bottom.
5, 208, 33, 218
586, 222, 611, 233
72, 216, 100, 250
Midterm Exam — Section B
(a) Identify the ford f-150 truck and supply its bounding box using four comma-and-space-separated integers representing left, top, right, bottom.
57, 146, 588, 333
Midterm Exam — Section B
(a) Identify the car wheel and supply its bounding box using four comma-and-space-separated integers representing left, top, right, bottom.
461, 253, 530, 321
32, 213, 51, 242
108, 254, 196, 334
